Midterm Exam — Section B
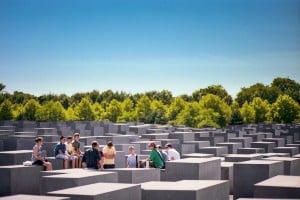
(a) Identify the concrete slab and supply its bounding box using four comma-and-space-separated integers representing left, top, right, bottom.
262, 138, 285, 147
254, 175, 300, 199
0, 165, 40, 196
233, 160, 284, 199
250, 142, 276, 153
141, 180, 229, 200
48, 182, 141, 200
41, 171, 118, 194
105, 168, 160, 183
198, 147, 228, 156
216, 142, 243, 154
0, 150, 32, 166
263, 156, 300, 175
182, 153, 214, 158
224, 154, 263, 162
237, 148, 265, 154
0, 194, 70, 200
273, 147, 299, 156
221, 162, 234, 194
228, 137, 252, 148
163, 157, 221, 181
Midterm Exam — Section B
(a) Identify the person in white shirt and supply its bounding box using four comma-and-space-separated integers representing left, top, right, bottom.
165, 143, 180, 160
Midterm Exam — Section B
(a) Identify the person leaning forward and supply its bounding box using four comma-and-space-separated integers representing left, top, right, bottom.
145, 142, 165, 169
82, 141, 103, 170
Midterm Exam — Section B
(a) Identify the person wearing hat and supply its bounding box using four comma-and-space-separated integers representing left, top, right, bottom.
145, 142, 165, 169
165, 143, 180, 160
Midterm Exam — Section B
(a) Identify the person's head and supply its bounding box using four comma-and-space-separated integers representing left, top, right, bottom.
157, 145, 163, 151
165, 143, 173, 149
148, 142, 156, 150
67, 136, 73, 143
107, 141, 113, 148
73, 133, 80, 141
91, 141, 99, 149
60, 136, 66, 143
128, 145, 135, 154
35, 137, 43, 145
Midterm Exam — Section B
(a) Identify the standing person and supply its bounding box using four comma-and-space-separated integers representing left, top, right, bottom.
72, 133, 82, 168
145, 142, 165, 169
82, 141, 103, 170
165, 143, 180, 160
54, 136, 70, 169
102, 141, 116, 169
66, 136, 78, 168
32, 137, 52, 171
127, 145, 138, 168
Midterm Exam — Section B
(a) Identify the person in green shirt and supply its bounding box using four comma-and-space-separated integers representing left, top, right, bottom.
147, 142, 165, 169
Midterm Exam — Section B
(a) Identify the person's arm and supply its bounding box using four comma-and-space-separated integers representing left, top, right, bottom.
33, 146, 41, 160
81, 152, 87, 168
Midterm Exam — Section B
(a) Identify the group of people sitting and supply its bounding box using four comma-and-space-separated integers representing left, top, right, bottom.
31, 133, 180, 171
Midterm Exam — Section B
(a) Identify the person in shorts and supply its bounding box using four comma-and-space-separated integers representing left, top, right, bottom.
103, 141, 116, 169
32, 137, 52, 171
66, 136, 78, 168
72, 133, 83, 168
54, 136, 70, 169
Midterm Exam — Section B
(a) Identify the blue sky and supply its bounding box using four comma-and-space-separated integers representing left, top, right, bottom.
0, 0, 299, 98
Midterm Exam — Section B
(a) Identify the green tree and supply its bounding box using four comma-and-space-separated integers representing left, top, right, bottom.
103, 99, 122, 122
193, 85, 233, 105
166, 97, 186, 123
135, 95, 152, 123
19, 99, 41, 120
118, 98, 136, 122
0, 83, 5, 92
176, 102, 200, 127
240, 101, 255, 123
74, 98, 95, 120
92, 103, 105, 121
198, 94, 232, 127
251, 97, 270, 123
0, 99, 13, 120
65, 106, 76, 120
35, 101, 66, 121
230, 101, 243, 124
197, 108, 220, 128
148, 100, 167, 124
268, 95, 300, 123
271, 77, 300, 104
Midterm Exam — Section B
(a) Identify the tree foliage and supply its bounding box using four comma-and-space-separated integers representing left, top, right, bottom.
35, 101, 66, 121
0, 99, 13, 120
74, 98, 95, 121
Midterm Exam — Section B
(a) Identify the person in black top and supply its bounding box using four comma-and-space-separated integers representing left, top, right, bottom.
82, 141, 103, 170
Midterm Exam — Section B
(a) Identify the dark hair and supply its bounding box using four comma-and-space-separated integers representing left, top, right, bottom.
107, 141, 113, 147
91, 141, 99, 148
60, 136, 66, 141
165, 143, 173, 148
149, 142, 156, 148
35, 137, 43, 143
67, 136, 73, 140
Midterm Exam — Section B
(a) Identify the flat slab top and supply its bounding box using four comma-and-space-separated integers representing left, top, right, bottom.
221, 162, 234, 167
251, 142, 276, 144
238, 160, 282, 165
48, 182, 139, 195
264, 156, 299, 161
0, 150, 32, 154
105, 168, 159, 172
217, 142, 242, 145
0, 165, 38, 169
255, 175, 300, 188
182, 153, 214, 157
259, 153, 290, 157
0, 194, 69, 200
274, 147, 297, 149
199, 147, 227, 149
225, 154, 262, 158
170, 157, 221, 163
44, 171, 116, 179
141, 180, 227, 190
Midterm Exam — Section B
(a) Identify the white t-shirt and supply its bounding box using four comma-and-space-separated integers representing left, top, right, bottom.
167, 148, 180, 160
127, 154, 138, 168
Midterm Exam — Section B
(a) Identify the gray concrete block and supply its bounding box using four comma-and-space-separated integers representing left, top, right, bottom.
105, 168, 160, 183
224, 154, 263, 162
114, 143, 141, 155
221, 162, 234, 194
216, 142, 243, 154
152, 139, 180, 148
233, 160, 284, 199
237, 148, 265, 154
115, 151, 126, 168
0, 150, 32, 166
41, 170, 118, 194
184, 141, 210, 153
130, 141, 162, 151
3, 136, 35, 151
0, 165, 40, 196
229, 137, 252, 148
141, 133, 169, 140
48, 182, 141, 200
0, 194, 70, 200
258, 152, 290, 158
286, 143, 300, 152
264, 156, 300, 175
254, 175, 300, 199
163, 157, 221, 181
182, 153, 214, 158
262, 138, 285, 147
141, 180, 229, 200
198, 147, 228, 156
35, 128, 57, 136
169, 132, 195, 143
273, 147, 299, 156
45, 157, 64, 170
251, 142, 276, 153
245, 134, 264, 142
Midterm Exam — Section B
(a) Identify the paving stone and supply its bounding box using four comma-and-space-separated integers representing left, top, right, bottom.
163, 157, 221, 181
264, 156, 300, 175
216, 142, 243, 154
0, 194, 70, 200
141, 180, 229, 200
0, 165, 40, 196
273, 147, 299, 156
228, 137, 252, 148
105, 168, 160, 183
0, 150, 32, 166
48, 182, 141, 200
254, 175, 300, 199
41, 170, 118, 194
224, 154, 263, 162
250, 142, 276, 153
233, 160, 284, 199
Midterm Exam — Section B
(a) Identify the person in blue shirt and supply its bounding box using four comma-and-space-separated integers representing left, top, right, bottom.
54, 136, 70, 169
